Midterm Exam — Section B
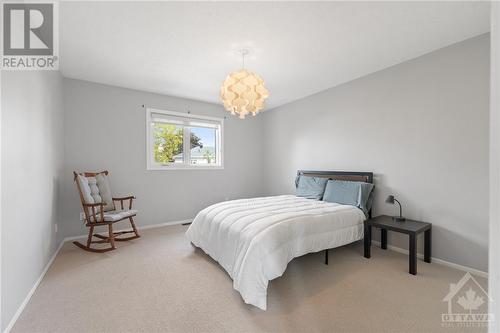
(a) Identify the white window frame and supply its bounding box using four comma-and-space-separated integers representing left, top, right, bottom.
146, 108, 224, 170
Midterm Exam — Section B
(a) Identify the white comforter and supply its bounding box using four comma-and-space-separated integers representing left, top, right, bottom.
185, 195, 365, 310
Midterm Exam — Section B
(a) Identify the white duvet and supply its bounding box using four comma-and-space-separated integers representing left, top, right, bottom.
185, 195, 365, 310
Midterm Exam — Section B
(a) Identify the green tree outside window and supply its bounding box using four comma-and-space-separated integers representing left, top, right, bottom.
203, 150, 215, 164
153, 123, 203, 163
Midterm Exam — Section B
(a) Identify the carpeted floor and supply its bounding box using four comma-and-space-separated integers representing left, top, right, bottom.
12, 224, 487, 333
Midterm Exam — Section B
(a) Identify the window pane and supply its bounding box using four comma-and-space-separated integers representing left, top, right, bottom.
153, 122, 184, 164
189, 126, 217, 165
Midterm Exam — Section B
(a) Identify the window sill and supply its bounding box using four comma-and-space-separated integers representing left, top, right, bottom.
147, 166, 224, 171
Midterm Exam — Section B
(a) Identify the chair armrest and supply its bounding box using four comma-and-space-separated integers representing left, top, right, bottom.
82, 202, 105, 223
112, 196, 136, 210
112, 196, 136, 201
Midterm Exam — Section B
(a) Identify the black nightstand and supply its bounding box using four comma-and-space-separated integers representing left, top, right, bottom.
364, 215, 432, 275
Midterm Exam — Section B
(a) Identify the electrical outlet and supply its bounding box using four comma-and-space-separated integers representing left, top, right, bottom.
54, 224, 58, 233
79, 212, 85, 221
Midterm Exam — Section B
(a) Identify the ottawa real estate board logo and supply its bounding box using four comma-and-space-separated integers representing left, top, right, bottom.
2, 2, 58, 70
442, 272, 493, 328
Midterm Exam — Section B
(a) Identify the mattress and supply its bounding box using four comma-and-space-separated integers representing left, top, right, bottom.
185, 195, 366, 310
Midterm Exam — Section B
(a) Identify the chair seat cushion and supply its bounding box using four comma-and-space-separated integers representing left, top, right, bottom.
97, 209, 138, 222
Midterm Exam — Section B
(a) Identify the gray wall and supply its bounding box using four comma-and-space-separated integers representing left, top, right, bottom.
489, 3, 500, 331
61, 79, 264, 238
262, 34, 490, 272
1, 71, 65, 331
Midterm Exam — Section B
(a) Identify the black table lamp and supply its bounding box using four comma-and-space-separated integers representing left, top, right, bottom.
386, 195, 406, 222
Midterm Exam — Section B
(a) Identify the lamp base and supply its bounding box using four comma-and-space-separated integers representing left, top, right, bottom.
392, 216, 406, 223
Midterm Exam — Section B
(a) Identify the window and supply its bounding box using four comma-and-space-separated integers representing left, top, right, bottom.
146, 108, 223, 170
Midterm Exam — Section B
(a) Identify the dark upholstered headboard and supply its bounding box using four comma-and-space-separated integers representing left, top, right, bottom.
295, 170, 373, 185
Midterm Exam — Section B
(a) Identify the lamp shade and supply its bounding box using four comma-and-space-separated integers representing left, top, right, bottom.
220, 69, 269, 119
385, 195, 395, 204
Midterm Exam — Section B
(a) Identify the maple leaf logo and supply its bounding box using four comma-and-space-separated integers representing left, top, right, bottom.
457, 288, 484, 313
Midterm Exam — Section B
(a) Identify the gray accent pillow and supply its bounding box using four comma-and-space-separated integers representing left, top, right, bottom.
296, 176, 328, 200
322, 180, 375, 217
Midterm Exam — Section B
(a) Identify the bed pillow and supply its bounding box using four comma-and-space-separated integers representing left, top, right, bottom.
323, 180, 374, 216
296, 176, 328, 200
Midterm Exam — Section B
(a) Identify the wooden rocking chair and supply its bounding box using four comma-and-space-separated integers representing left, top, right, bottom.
73, 170, 140, 252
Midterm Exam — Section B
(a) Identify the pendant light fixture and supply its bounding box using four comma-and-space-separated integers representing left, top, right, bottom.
220, 49, 269, 119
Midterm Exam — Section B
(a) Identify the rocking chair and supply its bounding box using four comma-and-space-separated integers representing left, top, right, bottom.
73, 170, 140, 252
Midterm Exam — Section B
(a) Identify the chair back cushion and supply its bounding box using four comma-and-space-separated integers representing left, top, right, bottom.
76, 173, 114, 212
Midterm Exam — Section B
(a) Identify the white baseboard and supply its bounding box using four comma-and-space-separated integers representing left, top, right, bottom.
3, 240, 65, 333
137, 219, 192, 230
64, 218, 192, 241
371, 240, 488, 278
3, 218, 191, 333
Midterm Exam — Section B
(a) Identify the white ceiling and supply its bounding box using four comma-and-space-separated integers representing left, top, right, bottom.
60, 1, 490, 110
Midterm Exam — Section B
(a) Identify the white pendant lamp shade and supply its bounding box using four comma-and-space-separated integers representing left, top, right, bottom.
220, 50, 269, 119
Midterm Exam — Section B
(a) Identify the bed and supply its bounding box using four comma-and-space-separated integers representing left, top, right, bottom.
185, 170, 374, 310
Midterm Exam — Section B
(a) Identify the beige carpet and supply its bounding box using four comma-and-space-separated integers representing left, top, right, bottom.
12, 224, 487, 333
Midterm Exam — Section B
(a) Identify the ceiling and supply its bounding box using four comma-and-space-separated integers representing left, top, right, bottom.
60, 1, 490, 110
